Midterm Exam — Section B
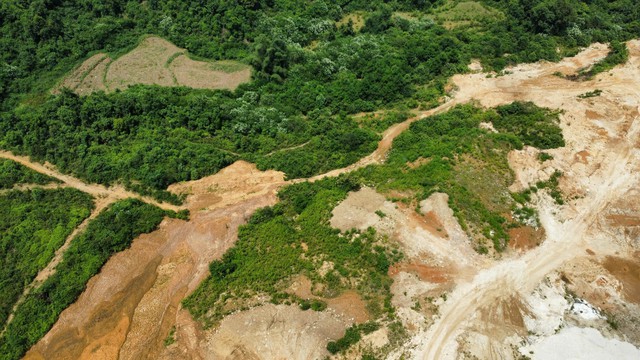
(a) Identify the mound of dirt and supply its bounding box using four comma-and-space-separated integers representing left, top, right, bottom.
54, 36, 251, 95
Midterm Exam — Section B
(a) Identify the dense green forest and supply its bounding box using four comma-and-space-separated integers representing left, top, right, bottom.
358, 102, 563, 251
1, 1, 638, 201
0, 199, 170, 360
0, 188, 93, 329
0, 159, 59, 189
184, 176, 401, 327
0, 87, 378, 201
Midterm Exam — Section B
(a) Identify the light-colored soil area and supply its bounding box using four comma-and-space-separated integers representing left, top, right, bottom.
52, 53, 109, 94
54, 36, 251, 95
74, 55, 111, 95
521, 326, 640, 360
288, 275, 370, 324
199, 304, 348, 360
407, 40, 640, 359
169, 56, 250, 90
106, 36, 181, 90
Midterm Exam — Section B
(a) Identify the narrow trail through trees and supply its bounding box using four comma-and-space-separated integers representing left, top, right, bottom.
0, 151, 181, 212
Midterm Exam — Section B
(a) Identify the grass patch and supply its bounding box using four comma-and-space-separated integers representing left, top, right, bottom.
336, 12, 366, 32
536, 170, 564, 205
578, 89, 603, 99
537, 152, 554, 162
429, 1, 504, 29
164, 52, 185, 68
207, 60, 250, 73
0, 199, 169, 360
164, 326, 176, 346
491, 102, 564, 149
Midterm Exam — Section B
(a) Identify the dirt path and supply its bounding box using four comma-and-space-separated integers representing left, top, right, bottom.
413, 40, 640, 359
0, 152, 181, 333
305, 100, 458, 182
264, 141, 311, 156
0, 151, 181, 212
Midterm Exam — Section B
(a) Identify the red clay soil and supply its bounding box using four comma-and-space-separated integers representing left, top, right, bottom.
389, 263, 451, 284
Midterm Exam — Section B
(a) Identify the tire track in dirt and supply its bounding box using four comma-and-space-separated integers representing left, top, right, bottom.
415, 40, 640, 359
305, 100, 458, 182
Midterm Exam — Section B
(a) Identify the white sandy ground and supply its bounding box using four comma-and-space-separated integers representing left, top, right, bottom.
520, 326, 640, 360
406, 39, 640, 360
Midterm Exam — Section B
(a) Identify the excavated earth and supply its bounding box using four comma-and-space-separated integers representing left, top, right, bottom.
14, 39, 640, 359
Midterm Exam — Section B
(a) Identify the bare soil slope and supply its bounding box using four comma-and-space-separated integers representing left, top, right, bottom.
410, 40, 640, 360
24, 161, 286, 360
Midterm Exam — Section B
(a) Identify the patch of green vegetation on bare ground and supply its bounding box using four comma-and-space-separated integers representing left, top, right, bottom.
357, 102, 564, 252
570, 41, 629, 80
429, 1, 505, 29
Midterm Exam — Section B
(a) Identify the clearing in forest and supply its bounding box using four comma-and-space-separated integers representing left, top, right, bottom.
429, 1, 504, 29
53, 36, 251, 95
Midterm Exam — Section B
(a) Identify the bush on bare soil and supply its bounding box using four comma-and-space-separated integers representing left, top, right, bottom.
358, 102, 565, 251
